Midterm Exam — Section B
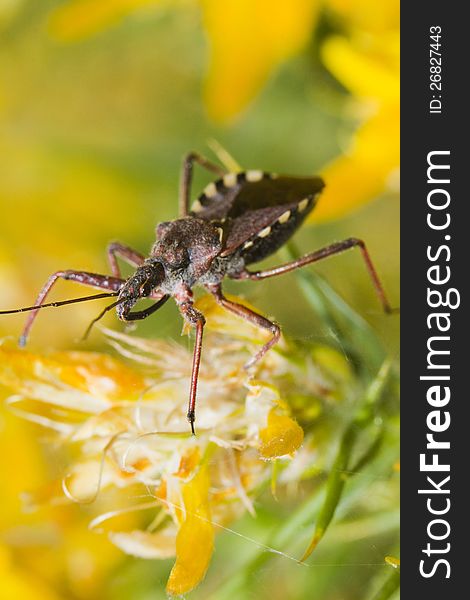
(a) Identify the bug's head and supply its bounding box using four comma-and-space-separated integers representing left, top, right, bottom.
152, 218, 222, 281
116, 262, 165, 320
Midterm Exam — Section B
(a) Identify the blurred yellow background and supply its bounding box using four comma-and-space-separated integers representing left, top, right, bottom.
0, 1, 399, 598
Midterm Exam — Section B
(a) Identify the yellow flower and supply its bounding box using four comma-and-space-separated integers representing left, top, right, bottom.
259, 409, 304, 460
0, 390, 124, 599
166, 460, 214, 595
203, 0, 399, 216
201, 0, 320, 123
0, 294, 352, 594
44, 0, 399, 221
48, 0, 320, 124
312, 4, 399, 222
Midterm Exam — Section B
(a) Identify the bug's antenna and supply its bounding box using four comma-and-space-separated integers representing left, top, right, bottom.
0, 292, 119, 316
81, 298, 123, 342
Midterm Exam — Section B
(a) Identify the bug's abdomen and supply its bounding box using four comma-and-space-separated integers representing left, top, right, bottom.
190, 170, 324, 265
238, 196, 314, 265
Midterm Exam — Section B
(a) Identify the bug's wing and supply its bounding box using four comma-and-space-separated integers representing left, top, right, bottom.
190, 172, 324, 261
190, 172, 324, 222
219, 203, 301, 257
202, 174, 324, 260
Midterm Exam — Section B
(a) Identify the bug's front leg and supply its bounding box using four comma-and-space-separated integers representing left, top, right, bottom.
208, 284, 280, 369
20, 271, 124, 346
107, 242, 145, 278
235, 238, 397, 315
179, 152, 226, 218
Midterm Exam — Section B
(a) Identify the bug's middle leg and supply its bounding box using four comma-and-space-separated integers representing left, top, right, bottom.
179, 152, 227, 217
208, 284, 280, 369
234, 238, 396, 314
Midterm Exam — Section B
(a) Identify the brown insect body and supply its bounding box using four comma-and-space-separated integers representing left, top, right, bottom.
117, 171, 323, 323
0, 153, 394, 434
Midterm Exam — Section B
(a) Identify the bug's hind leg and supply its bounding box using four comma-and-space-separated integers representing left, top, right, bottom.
20, 270, 124, 346
107, 242, 145, 278
208, 284, 280, 369
235, 238, 397, 315
179, 152, 227, 217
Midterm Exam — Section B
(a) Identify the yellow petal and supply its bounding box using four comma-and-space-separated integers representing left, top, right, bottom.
308, 29, 399, 222
0, 344, 147, 411
259, 409, 304, 459
327, 0, 399, 35
166, 464, 214, 595
48, 0, 163, 42
201, 0, 320, 122
311, 105, 399, 222
322, 34, 399, 102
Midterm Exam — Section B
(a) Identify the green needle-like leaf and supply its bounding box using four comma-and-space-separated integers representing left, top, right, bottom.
300, 359, 393, 561
369, 563, 400, 600
284, 242, 387, 375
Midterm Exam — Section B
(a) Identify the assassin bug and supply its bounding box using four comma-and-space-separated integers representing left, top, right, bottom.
1, 152, 394, 434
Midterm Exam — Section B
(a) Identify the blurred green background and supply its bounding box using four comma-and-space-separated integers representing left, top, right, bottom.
0, 1, 399, 598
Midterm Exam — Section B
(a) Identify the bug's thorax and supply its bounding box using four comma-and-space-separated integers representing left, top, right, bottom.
150, 217, 224, 290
